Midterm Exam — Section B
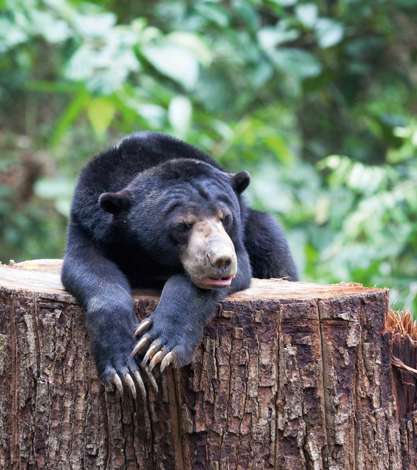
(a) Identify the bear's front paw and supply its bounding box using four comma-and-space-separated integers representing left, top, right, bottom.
131, 313, 200, 380
93, 332, 158, 400
98, 350, 148, 400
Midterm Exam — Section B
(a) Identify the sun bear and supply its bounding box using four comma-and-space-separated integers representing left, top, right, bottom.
62, 132, 297, 399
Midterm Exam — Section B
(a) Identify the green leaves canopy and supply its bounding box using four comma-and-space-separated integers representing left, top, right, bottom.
1, 0, 417, 313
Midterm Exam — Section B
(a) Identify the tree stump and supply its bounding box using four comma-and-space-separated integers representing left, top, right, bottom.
0, 260, 415, 469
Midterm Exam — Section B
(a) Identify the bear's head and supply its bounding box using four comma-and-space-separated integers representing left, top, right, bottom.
98, 159, 250, 289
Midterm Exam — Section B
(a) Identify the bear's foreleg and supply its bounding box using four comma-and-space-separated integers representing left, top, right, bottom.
61, 224, 146, 399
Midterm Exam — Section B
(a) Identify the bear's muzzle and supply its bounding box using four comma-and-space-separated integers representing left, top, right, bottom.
180, 218, 237, 289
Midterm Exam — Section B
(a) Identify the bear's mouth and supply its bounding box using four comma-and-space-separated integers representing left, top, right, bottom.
198, 275, 234, 288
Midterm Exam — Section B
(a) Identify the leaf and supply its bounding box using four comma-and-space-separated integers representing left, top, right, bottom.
30, 10, 71, 43
167, 32, 212, 65
269, 0, 298, 6
87, 97, 116, 136
272, 48, 321, 78
55, 199, 71, 217
168, 96, 192, 135
35, 177, 73, 217
257, 26, 299, 49
233, 0, 259, 30
315, 18, 344, 48
295, 3, 318, 28
65, 26, 139, 93
142, 43, 199, 90
35, 177, 74, 200
75, 12, 116, 37
194, 3, 229, 27
50, 90, 89, 147
250, 162, 295, 213
131, 103, 165, 127
0, 18, 27, 52
315, 196, 331, 224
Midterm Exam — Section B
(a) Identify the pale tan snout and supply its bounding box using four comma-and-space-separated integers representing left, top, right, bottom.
180, 218, 237, 289
207, 238, 234, 273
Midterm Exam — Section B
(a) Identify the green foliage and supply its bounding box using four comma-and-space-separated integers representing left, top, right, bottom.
1, 0, 417, 312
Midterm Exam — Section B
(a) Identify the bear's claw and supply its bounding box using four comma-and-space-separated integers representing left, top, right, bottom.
141, 364, 158, 393
135, 318, 152, 336
160, 351, 177, 373
111, 373, 124, 395
123, 372, 137, 399
131, 334, 151, 357
149, 349, 167, 371
133, 369, 147, 400
132, 330, 179, 375
106, 358, 147, 401
141, 339, 162, 366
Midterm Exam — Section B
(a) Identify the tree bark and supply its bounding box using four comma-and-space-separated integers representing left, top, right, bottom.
0, 260, 414, 469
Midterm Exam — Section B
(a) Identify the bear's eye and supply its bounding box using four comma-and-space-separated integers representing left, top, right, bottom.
169, 221, 194, 245
221, 212, 233, 230
174, 221, 193, 234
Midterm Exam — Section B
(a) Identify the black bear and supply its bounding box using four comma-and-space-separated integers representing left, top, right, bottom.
62, 132, 297, 399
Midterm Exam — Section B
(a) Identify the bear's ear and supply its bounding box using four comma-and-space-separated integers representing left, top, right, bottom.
230, 171, 250, 194
99, 190, 132, 215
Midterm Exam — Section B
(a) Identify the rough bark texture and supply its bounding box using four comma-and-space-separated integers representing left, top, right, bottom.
0, 260, 414, 469
388, 312, 417, 470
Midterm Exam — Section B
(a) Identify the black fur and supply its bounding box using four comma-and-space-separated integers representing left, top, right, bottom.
62, 132, 297, 385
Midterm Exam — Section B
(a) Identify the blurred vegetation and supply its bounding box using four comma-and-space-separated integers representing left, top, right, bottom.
1, 0, 417, 312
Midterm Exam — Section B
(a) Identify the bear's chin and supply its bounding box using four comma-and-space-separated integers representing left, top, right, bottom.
192, 275, 234, 290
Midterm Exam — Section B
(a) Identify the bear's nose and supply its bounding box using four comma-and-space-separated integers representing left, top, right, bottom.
212, 255, 232, 271
206, 235, 237, 277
